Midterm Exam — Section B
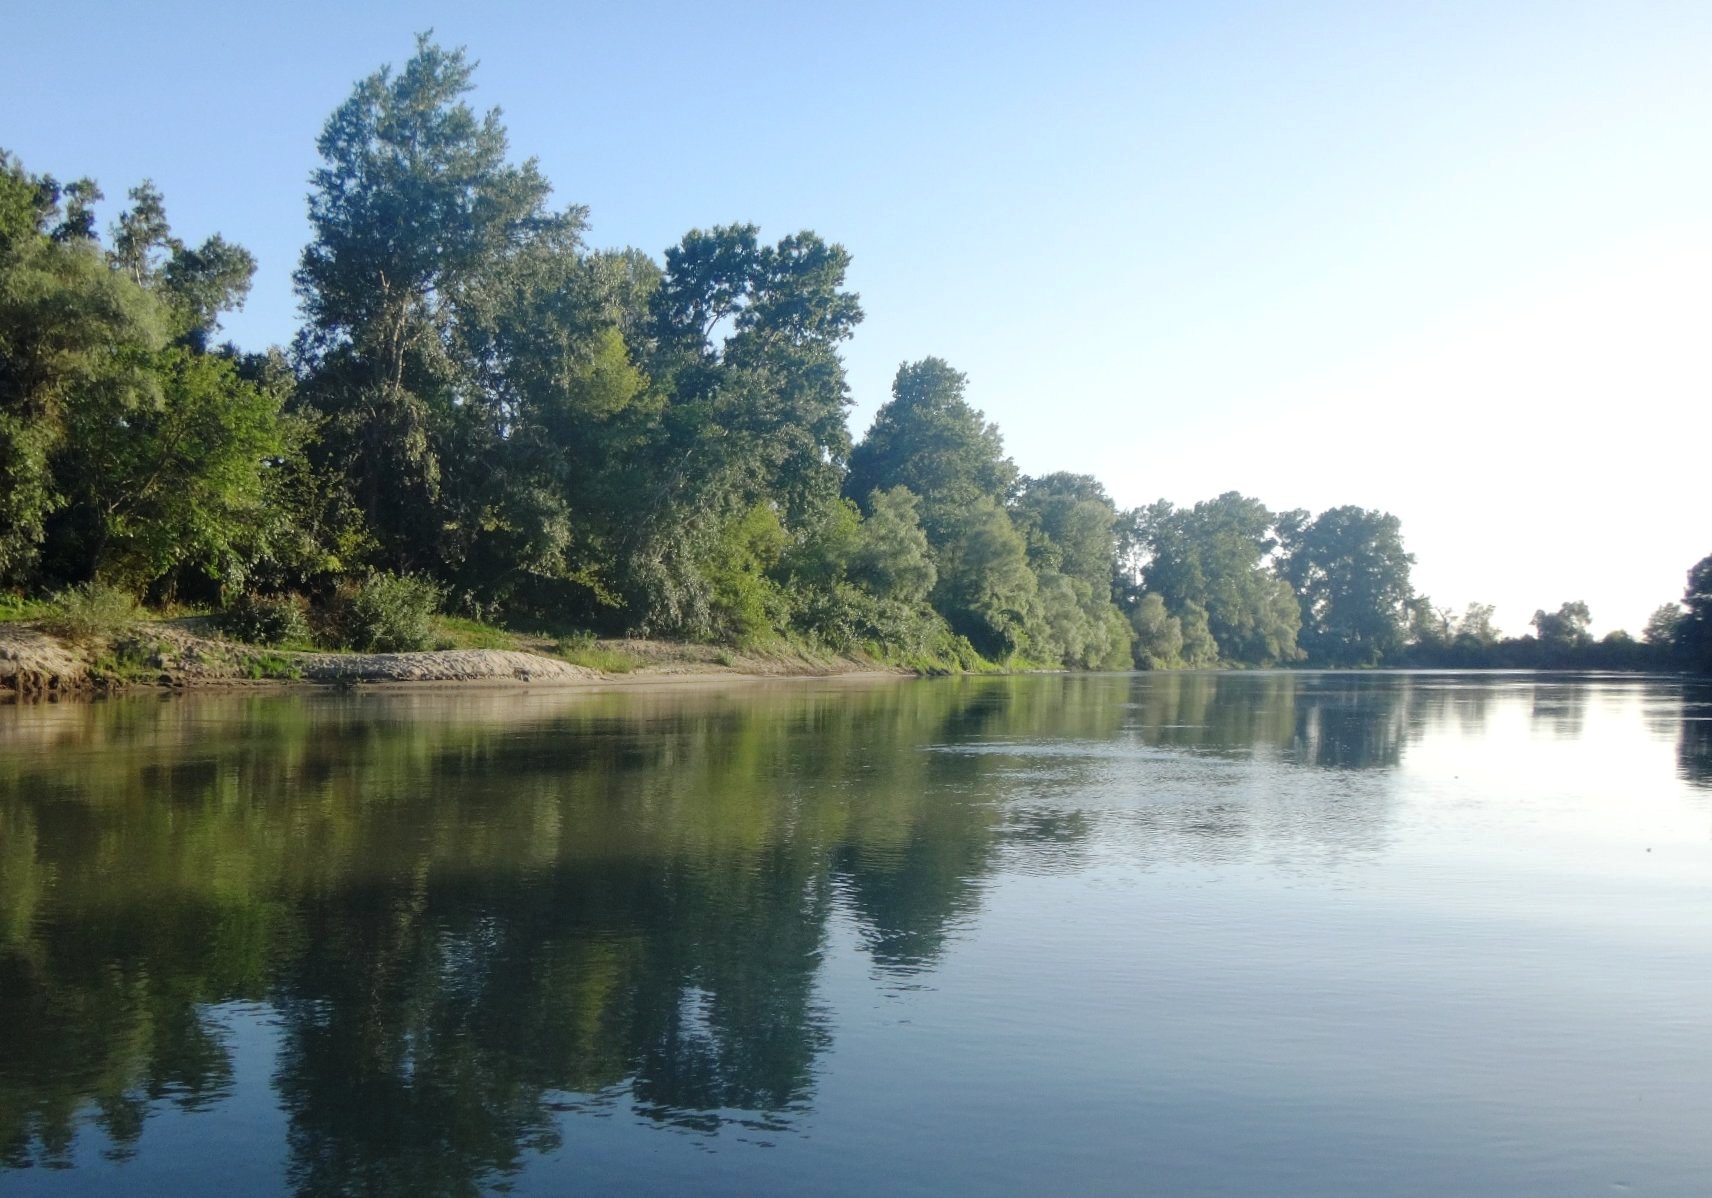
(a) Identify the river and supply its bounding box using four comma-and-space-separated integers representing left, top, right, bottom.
2, 671, 1709, 1195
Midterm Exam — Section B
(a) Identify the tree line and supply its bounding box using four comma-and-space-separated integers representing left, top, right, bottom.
2, 35, 1707, 671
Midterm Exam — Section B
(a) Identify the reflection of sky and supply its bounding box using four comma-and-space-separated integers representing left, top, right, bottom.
7, 1005, 289, 1196
790, 676, 1712, 1197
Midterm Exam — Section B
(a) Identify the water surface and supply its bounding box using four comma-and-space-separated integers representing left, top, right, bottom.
2, 672, 1709, 1195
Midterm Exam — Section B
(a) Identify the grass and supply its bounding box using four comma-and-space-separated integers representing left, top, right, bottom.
0, 594, 53, 623
552, 633, 642, 673
431, 615, 521, 651
435, 615, 645, 673
242, 652, 303, 680
89, 637, 166, 684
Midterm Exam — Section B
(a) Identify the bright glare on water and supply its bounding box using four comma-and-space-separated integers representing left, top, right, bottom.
1, 671, 1708, 1196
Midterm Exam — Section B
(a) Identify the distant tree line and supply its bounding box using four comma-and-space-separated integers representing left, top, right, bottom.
1, 35, 1707, 672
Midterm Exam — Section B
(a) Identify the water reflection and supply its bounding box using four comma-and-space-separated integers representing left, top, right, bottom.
0, 672, 1705, 1193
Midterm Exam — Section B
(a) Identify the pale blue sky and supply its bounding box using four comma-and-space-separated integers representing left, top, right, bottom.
7, 1, 1708, 633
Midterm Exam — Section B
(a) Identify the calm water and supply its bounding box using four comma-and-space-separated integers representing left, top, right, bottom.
1, 672, 1709, 1196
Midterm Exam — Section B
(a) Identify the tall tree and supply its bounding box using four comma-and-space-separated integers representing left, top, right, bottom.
844, 358, 1015, 546
293, 33, 586, 576
1676, 555, 1712, 673
1278, 505, 1415, 665
0, 151, 281, 594
1531, 601, 1593, 654
1012, 473, 1129, 668
1134, 492, 1300, 665
1642, 603, 1683, 649
0, 155, 163, 580
612, 224, 862, 634
931, 498, 1040, 660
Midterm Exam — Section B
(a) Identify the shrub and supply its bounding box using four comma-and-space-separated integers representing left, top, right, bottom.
242, 653, 302, 680
216, 593, 310, 646
552, 630, 641, 673
43, 582, 140, 643
342, 572, 442, 653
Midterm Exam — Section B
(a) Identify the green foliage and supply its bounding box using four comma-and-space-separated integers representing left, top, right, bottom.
550, 632, 641, 673
293, 34, 588, 579
1178, 600, 1219, 666
339, 572, 443, 653
1130, 592, 1184, 669
0, 202, 167, 581
89, 636, 166, 683
431, 616, 519, 651
1675, 555, 1712, 673
241, 652, 303, 681
931, 499, 1040, 661
1278, 505, 1414, 666
52, 346, 284, 590
1131, 493, 1300, 666
0, 150, 276, 600
0, 593, 51, 622
847, 487, 936, 604
845, 359, 1016, 545
1642, 603, 1683, 648
216, 593, 310, 646
702, 504, 790, 646
1531, 601, 1593, 654
43, 581, 140, 643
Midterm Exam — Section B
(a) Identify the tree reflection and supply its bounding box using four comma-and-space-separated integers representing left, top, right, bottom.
0, 681, 1076, 1188
1677, 686, 1712, 789
1129, 671, 1430, 770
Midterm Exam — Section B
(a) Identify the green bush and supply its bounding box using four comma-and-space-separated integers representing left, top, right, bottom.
242, 652, 302, 680
43, 582, 140, 643
216, 593, 310, 646
552, 631, 642, 673
342, 572, 442, 653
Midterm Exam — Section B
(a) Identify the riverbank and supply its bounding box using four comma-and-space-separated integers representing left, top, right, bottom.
0, 619, 907, 699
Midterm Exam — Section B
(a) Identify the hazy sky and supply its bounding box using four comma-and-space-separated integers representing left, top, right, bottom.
6, 1, 1707, 634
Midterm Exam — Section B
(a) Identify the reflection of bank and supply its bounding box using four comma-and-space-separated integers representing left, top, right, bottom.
1128, 670, 1459, 771
0, 676, 1119, 1180
1679, 702, 1712, 788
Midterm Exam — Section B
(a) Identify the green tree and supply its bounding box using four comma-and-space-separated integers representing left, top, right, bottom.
1134, 493, 1300, 665
844, 358, 1016, 546
0, 155, 164, 581
1011, 473, 1131, 668
848, 487, 936, 604
932, 498, 1040, 660
1531, 601, 1593, 654
0, 152, 277, 596
1278, 505, 1415, 665
641, 224, 862, 521
1642, 603, 1683, 649
1012, 473, 1118, 590
1676, 555, 1712, 673
1129, 592, 1183, 669
294, 33, 587, 577
108, 181, 256, 348
46, 348, 283, 590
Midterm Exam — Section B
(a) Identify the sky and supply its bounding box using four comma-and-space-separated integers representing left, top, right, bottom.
6, 0, 1708, 635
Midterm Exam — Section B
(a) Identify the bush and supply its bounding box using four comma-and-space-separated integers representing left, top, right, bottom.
552, 631, 641, 673
43, 582, 140, 643
342, 572, 442, 653
216, 593, 310, 646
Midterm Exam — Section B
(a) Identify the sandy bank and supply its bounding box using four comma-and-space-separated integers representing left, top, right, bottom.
0, 621, 903, 699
